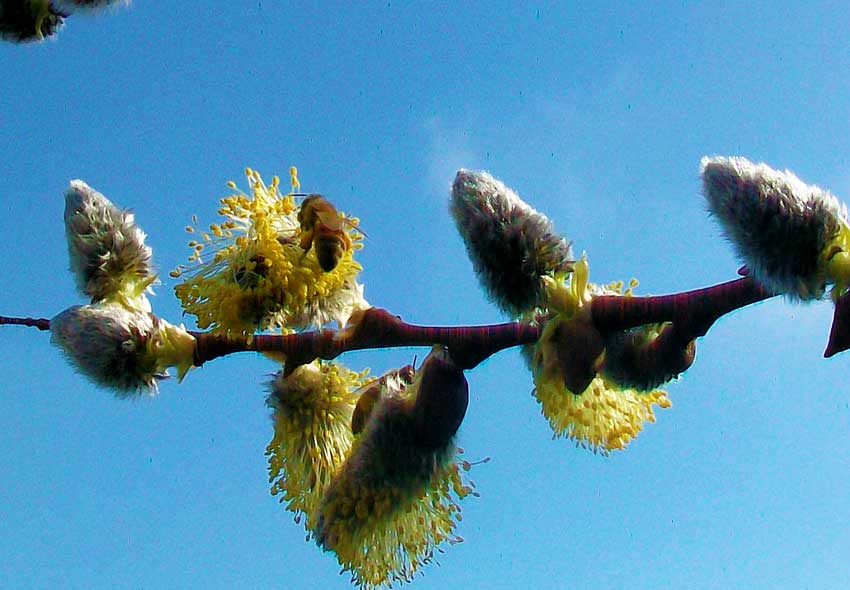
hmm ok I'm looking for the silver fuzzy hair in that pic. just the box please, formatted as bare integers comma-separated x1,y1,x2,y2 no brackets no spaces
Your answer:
64,180,154,303
50,304,166,397
702,156,848,300
451,169,573,316
0,1,64,42
282,278,368,331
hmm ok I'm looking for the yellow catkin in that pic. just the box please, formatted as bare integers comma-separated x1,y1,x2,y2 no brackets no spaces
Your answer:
533,255,670,453
266,362,368,530
172,167,366,335
316,391,476,589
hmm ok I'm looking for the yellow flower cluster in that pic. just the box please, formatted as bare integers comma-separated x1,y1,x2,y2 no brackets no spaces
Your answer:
541,254,638,319
266,362,475,589
172,168,366,335
533,371,670,453
531,255,671,453
319,459,472,589
266,362,367,529
316,393,474,589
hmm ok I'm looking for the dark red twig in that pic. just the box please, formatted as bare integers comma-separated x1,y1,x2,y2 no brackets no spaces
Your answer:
590,277,774,386
0,315,51,331
191,308,542,373
825,291,850,358
591,277,774,336
0,276,788,383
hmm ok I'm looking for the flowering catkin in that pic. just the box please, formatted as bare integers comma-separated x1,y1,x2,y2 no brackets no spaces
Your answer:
530,316,671,453
527,256,672,452
173,168,368,335
451,169,573,316
701,156,850,300
314,348,474,589
0,0,128,43
266,362,366,530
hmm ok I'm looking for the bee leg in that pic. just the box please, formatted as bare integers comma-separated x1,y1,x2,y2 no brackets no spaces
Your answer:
299,229,314,251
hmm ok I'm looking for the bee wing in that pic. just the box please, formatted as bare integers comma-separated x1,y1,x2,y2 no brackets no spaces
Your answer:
314,207,344,230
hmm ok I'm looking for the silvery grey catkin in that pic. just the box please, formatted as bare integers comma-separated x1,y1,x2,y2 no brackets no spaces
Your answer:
64,180,154,306
701,156,848,300
50,303,166,396
0,1,64,42
451,169,573,316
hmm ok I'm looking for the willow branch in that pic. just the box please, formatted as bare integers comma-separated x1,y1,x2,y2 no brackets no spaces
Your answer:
591,277,775,336
0,315,51,331
590,277,775,383
0,277,791,382
192,307,542,373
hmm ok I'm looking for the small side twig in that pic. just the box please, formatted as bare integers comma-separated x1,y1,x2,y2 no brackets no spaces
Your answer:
0,315,51,331
825,291,850,358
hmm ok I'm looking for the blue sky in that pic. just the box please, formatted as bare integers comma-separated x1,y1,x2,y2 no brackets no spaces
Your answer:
2,3,850,589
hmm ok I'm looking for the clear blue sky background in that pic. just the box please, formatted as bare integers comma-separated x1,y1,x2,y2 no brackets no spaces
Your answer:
2,3,850,589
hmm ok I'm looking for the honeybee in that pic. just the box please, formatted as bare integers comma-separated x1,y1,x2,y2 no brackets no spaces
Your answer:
351,364,416,435
296,194,361,272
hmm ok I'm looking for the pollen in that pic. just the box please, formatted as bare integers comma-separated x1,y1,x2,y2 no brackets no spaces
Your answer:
266,362,368,530
172,167,367,335
316,392,476,589
290,166,300,192
531,256,671,452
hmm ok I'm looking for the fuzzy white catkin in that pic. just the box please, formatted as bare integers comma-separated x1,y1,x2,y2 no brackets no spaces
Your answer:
0,0,127,43
450,169,573,315
64,180,155,307
701,156,848,300
50,303,165,396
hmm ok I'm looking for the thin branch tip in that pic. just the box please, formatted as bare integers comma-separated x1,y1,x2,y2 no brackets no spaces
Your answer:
0,315,51,331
